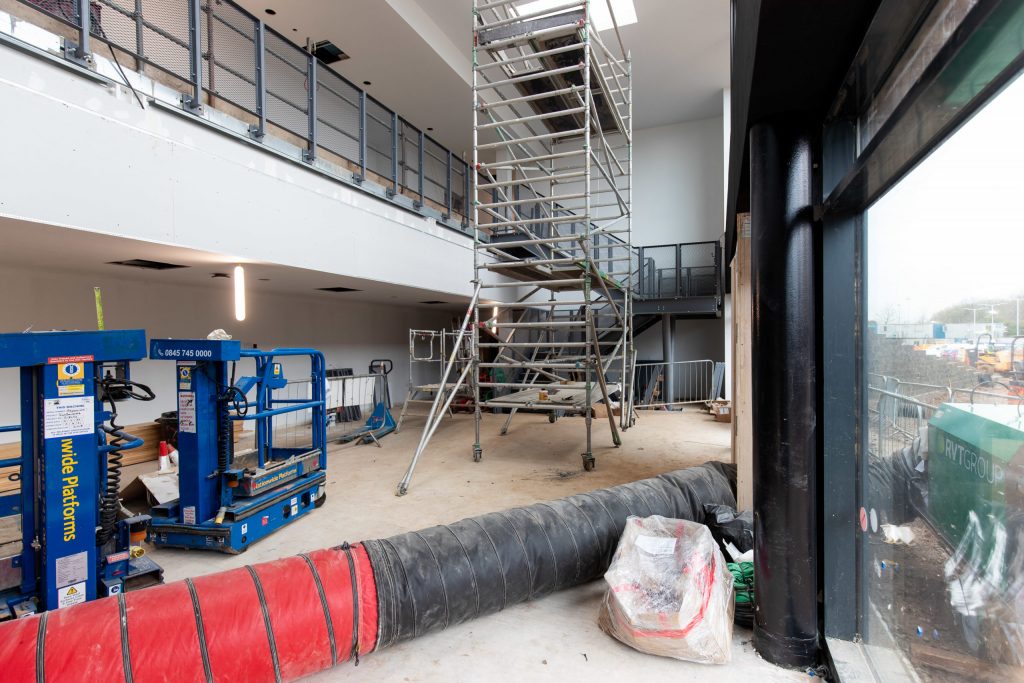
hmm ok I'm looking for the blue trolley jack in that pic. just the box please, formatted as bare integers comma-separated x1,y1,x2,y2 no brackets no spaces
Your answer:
148,339,328,554
338,359,396,446
0,330,163,619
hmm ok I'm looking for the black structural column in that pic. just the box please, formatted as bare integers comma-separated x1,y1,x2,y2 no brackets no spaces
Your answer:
749,117,819,668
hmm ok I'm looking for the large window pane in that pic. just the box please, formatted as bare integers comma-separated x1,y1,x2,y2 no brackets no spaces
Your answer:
864,71,1024,680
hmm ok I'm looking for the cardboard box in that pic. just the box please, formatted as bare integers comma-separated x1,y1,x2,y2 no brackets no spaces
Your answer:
710,402,732,423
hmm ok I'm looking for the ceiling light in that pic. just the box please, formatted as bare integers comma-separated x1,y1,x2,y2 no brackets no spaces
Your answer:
318,286,361,293
419,300,447,305
264,8,276,15
234,265,246,322
427,127,434,131
517,0,636,32
363,80,371,86
211,272,230,278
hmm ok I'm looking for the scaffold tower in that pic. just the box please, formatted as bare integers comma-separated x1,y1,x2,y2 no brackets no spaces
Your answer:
398,0,633,495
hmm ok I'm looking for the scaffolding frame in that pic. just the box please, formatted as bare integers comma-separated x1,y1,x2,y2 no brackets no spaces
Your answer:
397,0,633,495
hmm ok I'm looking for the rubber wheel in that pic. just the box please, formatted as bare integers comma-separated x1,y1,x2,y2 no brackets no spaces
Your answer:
314,493,327,508
548,414,557,424
582,456,596,472
473,447,483,463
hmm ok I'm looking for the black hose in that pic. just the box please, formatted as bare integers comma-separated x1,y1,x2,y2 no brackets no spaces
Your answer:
218,363,248,474
363,461,736,649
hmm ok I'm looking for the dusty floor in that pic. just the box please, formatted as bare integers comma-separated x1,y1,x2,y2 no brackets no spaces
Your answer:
141,408,805,683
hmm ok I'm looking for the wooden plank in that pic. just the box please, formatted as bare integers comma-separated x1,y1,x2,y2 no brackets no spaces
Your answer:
732,213,754,511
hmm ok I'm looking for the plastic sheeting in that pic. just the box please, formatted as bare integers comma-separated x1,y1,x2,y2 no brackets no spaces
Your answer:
599,516,735,663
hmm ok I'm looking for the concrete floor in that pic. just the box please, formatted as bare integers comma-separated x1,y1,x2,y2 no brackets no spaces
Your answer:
146,408,804,683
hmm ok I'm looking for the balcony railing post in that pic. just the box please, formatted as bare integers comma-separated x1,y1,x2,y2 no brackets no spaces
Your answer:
73,0,90,61
675,244,683,298
133,0,144,66
250,19,266,140
185,0,202,111
389,112,398,197
354,90,367,182
463,161,470,228
444,150,453,220
415,130,425,208
304,54,317,162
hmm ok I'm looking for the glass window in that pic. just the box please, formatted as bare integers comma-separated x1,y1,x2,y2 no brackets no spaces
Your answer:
863,71,1024,679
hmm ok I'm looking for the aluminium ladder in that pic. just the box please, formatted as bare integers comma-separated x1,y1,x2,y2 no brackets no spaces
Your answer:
397,0,634,495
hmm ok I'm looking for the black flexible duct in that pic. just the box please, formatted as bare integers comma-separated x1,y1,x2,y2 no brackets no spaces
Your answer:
364,461,736,649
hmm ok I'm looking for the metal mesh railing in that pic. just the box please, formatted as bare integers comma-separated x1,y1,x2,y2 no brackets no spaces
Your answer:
636,240,721,300
203,0,257,114
316,67,360,161
14,0,470,225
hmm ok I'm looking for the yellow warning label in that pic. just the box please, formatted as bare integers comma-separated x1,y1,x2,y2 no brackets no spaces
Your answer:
179,367,191,380
57,362,85,397
66,586,78,595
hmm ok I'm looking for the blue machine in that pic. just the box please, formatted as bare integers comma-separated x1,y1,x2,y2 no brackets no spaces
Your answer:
148,339,328,554
337,359,397,446
0,330,163,619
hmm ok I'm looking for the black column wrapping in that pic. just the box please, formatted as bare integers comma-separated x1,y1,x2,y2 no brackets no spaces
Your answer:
363,462,736,649
749,118,820,667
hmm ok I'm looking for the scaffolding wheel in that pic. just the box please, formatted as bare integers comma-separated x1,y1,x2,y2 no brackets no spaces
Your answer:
396,483,409,497
548,413,558,424
314,493,328,509
473,446,483,462
582,454,596,471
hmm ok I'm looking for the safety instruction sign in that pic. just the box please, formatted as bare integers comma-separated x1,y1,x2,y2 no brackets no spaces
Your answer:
57,582,87,609
178,391,197,433
44,397,94,439
55,550,88,588
57,361,86,397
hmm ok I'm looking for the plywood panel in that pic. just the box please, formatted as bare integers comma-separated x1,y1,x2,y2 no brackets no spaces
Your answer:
732,213,753,510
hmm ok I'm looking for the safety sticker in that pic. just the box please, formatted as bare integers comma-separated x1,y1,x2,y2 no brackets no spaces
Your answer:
44,397,94,439
291,505,299,516
55,550,88,588
241,523,248,535
179,391,197,434
178,365,193,391
47,355,94,365
57,361,86,397
57,582,87,609
183,506,196,525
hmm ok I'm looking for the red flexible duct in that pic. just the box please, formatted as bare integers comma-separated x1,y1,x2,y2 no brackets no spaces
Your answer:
0,544,377,683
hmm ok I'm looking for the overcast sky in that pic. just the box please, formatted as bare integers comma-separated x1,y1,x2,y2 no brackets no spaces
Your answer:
867,72,1024,323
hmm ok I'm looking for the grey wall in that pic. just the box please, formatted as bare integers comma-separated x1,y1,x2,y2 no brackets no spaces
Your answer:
0,265,453,442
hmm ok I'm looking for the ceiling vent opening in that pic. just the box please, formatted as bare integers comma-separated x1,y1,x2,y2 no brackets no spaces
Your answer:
312,40,349,64
108,259,188,270
419,300,447,305
318,286,361,293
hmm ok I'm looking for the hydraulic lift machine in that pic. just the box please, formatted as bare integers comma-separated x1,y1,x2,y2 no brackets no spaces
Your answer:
148,339,328,553
0,330,163,619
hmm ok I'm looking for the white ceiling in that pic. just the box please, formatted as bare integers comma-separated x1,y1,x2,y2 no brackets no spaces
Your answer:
233,0,729,153
0,219,467,310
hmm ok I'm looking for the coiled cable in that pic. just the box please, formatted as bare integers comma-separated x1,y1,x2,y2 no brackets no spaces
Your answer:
97,373,154,545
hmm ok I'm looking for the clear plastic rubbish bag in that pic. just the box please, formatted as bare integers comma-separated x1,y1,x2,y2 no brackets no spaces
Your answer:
598,515,735,664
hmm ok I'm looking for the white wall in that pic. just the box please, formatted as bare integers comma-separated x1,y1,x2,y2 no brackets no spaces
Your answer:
0,265,453,442
630,116,726,367
0,33,474,299
632,117,725,246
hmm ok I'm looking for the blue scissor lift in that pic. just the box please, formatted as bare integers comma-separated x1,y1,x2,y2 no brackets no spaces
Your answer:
0,330,162,619
148,339,328,554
